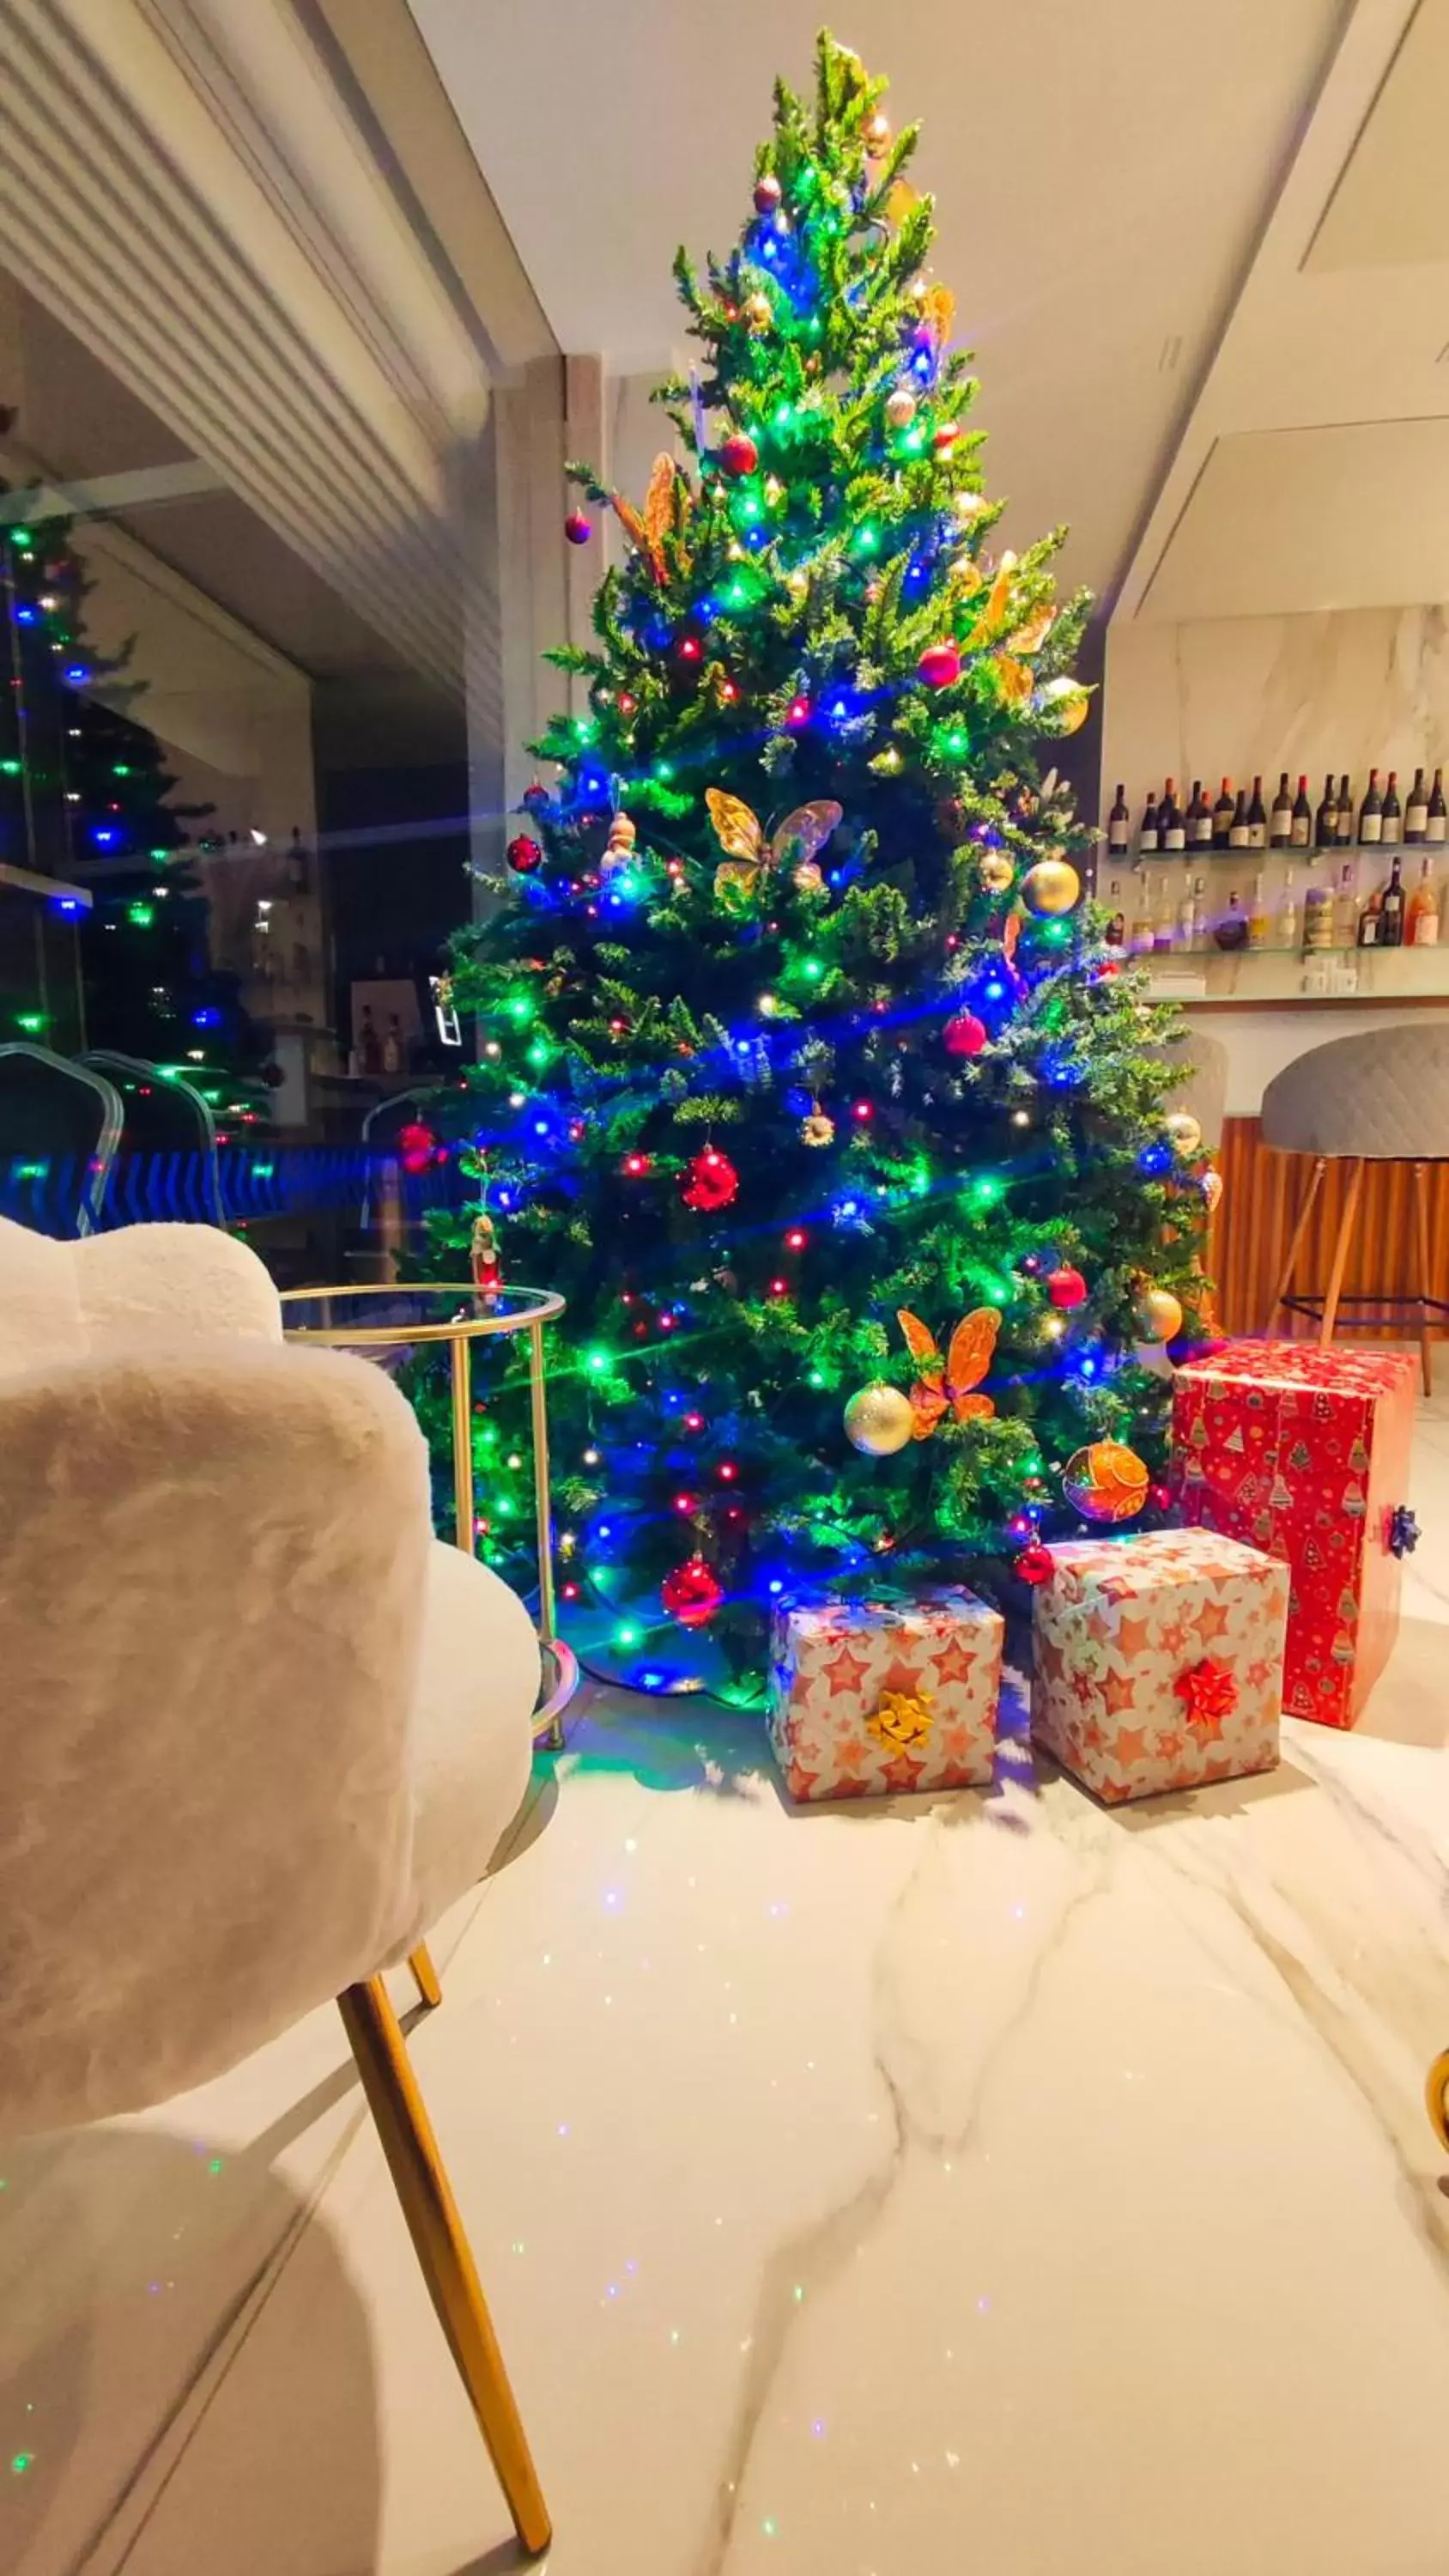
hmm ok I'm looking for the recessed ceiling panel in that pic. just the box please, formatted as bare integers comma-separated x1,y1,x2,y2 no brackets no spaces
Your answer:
1307,0,1449,272
1141,416,1449,620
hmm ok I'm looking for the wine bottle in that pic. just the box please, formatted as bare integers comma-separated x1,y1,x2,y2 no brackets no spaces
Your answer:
1278,867,1299,950
1153,875,1175,951
1215,890,1248,951
1314,774,1338,851
1270,771,1293,848
1212,777,1234,850
1303,871,1334,951
1178,872,1204,950
1428,767,1447,845
1336,775,1355,847
1334,860,1360,946
1379,853,1405,945
1104,879,1125,946
1228,787,1250,850
1358,769,1383,843
1161,777,1185,853
1405,767,1429,844
1106,783,1130,856
1186,779,1212,848
1357,879,1383,947
1246,775,1268,850
1407,856,1440,946
1247,873,1271,951
1129,874,1155,954
1138,788,1160,855
1290,774,1313,849
1381,769,1402,848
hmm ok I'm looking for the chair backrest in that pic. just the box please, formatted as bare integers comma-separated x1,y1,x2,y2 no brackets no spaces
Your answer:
0,1043,123,1236
0,1218,433,2137
80,1050,226,1227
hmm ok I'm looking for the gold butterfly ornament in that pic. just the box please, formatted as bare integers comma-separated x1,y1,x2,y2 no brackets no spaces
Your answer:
611,453,689,586
706,790,842,907
897,1307,999,1440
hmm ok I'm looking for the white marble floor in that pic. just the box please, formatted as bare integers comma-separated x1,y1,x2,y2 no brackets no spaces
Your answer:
9,1415,1449,2576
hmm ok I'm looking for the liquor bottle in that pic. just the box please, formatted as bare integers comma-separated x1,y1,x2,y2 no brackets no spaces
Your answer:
1278,867,1299,950
1404,767,1429,844
1314,774,1338,851
1103,879,1125,945
1270,771,1293,848
1129,875,1155,955
1106,783,1130,857
1357,879,1383,946
1381,770,1402,848
1336,775,1355,846
1407,857,1440,945
1153,875,1176,951
1246,775,1268,849
1138,788,1160,854
1178,873,1203,950
1379,853,1405,945
1358,769,1383,843
1303,870,1334,951
1215,890,1248,951
1247,873,1271,951
1428,767,1447,845
1185,779,1213,848
1290,774,1313,848
1212,777,1234,849
1334,860,1360,947
1228,787,1250,850
1161,778,1185,853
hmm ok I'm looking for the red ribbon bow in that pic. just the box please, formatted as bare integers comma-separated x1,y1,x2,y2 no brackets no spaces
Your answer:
1174,1656,1238,1728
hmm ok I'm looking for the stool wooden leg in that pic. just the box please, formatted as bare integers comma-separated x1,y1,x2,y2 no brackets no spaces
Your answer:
337,1978,551,2558
1264,1155,1325,1334
1412,1160,1434,1397
1320,1157,1363,1350
409,1943,443,2011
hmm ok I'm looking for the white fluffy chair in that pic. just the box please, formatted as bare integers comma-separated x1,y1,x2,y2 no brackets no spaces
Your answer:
0,1216,551,2556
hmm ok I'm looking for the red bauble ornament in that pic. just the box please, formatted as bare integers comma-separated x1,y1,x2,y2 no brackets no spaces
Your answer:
931,421,961,454
943,1011,988,1060
718,430,760,478
918,640,961,690
682,1146,739,1213
564,508,592,545
1013,1541,1054,1586
397,1120,440,1177
1046,1264,1088,1310
754,173,783,215
662,1554,724,1628
506,835,543,874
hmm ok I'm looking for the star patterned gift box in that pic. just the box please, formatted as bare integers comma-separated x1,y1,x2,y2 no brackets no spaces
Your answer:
1171,1340,1417,1728
767,1590,1003,1801
1031,1529,1288,1806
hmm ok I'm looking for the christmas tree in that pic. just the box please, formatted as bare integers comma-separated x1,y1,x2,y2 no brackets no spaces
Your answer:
433,29,1208,1695
1,507,270,1138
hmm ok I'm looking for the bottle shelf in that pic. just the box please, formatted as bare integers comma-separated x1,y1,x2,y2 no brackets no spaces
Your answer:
1103,845,1446,867
1139,942,1449,1009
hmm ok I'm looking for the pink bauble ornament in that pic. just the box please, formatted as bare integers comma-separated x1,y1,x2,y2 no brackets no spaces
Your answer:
943,1011,988,1060
564,509,591,545
918,640,961,690
754,173,782,215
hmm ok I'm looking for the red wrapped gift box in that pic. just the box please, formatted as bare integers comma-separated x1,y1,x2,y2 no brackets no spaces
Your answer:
1171,1340,1417,1728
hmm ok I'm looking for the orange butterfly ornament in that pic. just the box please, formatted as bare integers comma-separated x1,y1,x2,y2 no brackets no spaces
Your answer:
897,1307,1000,1440
706,789,841,906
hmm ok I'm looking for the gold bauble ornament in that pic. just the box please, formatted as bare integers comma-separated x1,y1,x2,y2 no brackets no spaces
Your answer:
1134,1286,1185,1344
1034,676,1091,736
977,850,1016,896
844,1382,915,1457
1164,1110,1203,1157
884,386,917,429
1063,1440,1150,1525
1020,856,1082,917
743,291,773,331
1200,1167,1225,1217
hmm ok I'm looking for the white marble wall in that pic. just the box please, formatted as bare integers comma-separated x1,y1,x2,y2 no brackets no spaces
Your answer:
1103,605,1449,810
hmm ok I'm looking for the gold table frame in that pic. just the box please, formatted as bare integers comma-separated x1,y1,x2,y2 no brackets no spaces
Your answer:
281,1284,577,1747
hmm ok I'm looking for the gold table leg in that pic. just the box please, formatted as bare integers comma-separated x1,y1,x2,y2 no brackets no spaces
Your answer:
338,1978,551,2558
1427,2047,1449,2154
527,1315,567,1751
409,1943,442,2011
450,1331,474,1555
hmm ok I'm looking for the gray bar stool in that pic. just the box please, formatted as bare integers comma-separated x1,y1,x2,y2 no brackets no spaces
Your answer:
1261,1022,1449,1392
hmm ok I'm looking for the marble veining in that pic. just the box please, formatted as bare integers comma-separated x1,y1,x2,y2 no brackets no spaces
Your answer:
8,1413,1449,2574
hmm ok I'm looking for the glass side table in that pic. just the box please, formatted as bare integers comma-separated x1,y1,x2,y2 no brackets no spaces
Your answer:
281,1284,577,1747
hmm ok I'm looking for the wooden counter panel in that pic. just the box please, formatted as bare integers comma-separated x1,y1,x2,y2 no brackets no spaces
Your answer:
1211,1120,1446,1340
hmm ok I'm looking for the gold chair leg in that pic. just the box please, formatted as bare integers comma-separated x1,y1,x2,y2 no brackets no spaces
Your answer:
1264,1154,1325,1334
409,1943,443,2011
1426,2047,1449,2154
1412,1159,1435,1397
337,1978,551,2558
1319,1157,1363,1349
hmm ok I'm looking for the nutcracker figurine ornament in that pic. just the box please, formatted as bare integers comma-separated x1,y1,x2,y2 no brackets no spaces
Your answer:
470,1206,503,1306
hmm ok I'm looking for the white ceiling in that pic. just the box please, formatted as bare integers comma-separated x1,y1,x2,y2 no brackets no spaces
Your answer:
406,0,1347,601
